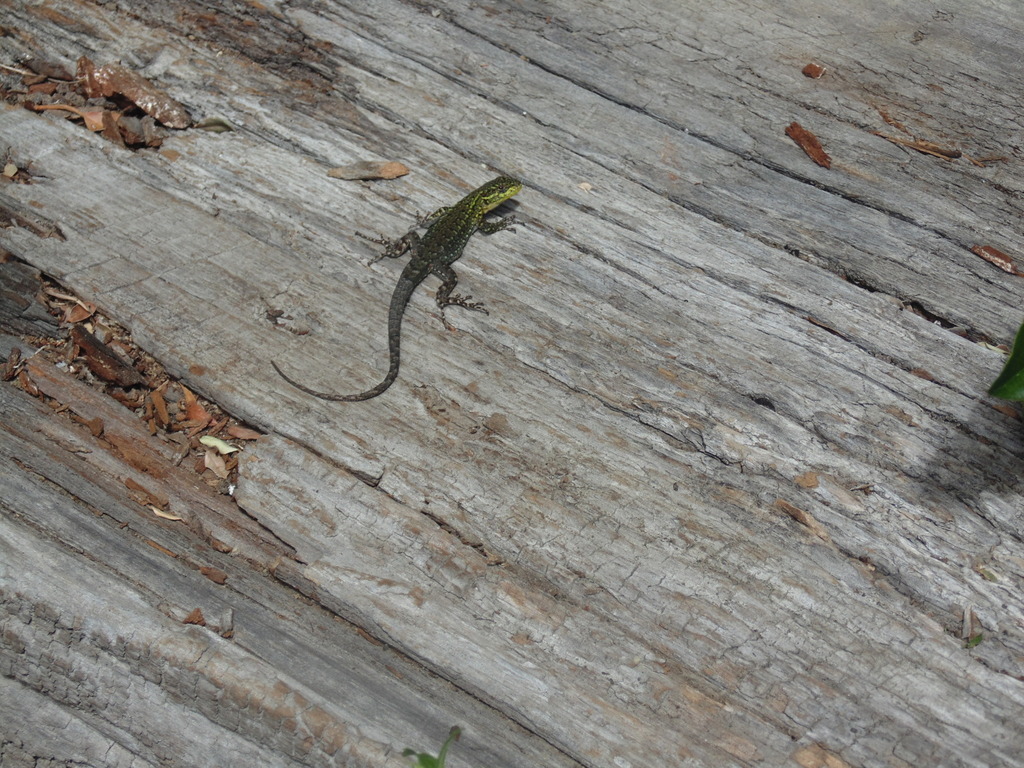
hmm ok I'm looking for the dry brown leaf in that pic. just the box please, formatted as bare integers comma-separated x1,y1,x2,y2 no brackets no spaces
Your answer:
20,57,74,81
971,245,1022,276
18,368,40,396
227,425,262,440
70,325,145,387
150,386,171,427
327,160,410,180
27,81,59,96
179,384,212,425
184,400,211,424
204,447,229,479
77,56,190,129
1,347,21,382
45,289,91,321
64,301,97,323
100,109,125,147
200,566,229,585
28,103,108,131
785,122,832,169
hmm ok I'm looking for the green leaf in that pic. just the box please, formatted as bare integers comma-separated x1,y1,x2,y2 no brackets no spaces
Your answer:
403,727,462,768
989,319,1024,400
404,754,439,768
436,727,461,766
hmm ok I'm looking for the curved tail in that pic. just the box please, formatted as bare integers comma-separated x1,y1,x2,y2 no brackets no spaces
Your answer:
272,298,405,402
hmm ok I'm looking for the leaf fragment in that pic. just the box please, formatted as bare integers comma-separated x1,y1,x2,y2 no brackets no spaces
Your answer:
17,368,40,395
199,435,240,454
151,506,183,521
77,56,191,129
971,245,1022,276
1,347,22,381
69,325,145,387
150,386,171,427
785,122,831,168
180,384,212,426
204,447,229,479
327,160,410,180
988,319,1024,401
28,103,109,132
200,566,229,584
227,425,262,440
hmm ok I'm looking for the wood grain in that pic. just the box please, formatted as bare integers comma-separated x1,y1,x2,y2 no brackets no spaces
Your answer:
2,1,1023,766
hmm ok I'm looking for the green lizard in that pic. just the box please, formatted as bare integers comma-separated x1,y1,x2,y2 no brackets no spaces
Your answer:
272,175,522,401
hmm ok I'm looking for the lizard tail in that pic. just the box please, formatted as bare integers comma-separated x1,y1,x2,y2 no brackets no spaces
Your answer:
271,298,404,402
270,359,398,401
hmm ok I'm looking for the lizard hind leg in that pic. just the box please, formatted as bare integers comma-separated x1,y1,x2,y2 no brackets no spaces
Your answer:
432,264,488,330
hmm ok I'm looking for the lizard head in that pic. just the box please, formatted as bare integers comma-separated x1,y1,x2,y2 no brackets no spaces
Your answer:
477,176,523,213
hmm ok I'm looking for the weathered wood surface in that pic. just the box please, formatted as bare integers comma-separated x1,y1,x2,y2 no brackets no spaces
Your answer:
2,1,1024,766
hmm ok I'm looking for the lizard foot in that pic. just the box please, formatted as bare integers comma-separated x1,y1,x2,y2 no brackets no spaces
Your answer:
442,293,488,314
479,215,518,235
356,230,414,263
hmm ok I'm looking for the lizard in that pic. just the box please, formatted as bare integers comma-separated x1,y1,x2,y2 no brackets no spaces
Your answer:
271,175,522,401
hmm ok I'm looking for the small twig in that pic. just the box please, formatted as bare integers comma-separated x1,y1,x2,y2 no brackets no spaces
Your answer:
0,63,33,76
873,131,961,160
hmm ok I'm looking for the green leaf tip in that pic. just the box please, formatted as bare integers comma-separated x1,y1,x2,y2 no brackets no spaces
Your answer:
989,319,1024,401
404,726,463,768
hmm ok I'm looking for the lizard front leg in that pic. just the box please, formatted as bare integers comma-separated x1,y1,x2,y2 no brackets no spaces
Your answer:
477,215,518,235
432,264,487,330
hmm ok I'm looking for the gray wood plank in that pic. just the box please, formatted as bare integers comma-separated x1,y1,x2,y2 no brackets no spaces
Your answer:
0,360,580,768
2,0,1023,766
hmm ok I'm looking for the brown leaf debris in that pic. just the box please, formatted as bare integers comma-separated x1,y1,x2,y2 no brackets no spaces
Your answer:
971,245,1023,276
785,122,832,169
69,325,146,387
328,161,411,180
77,57,191,129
